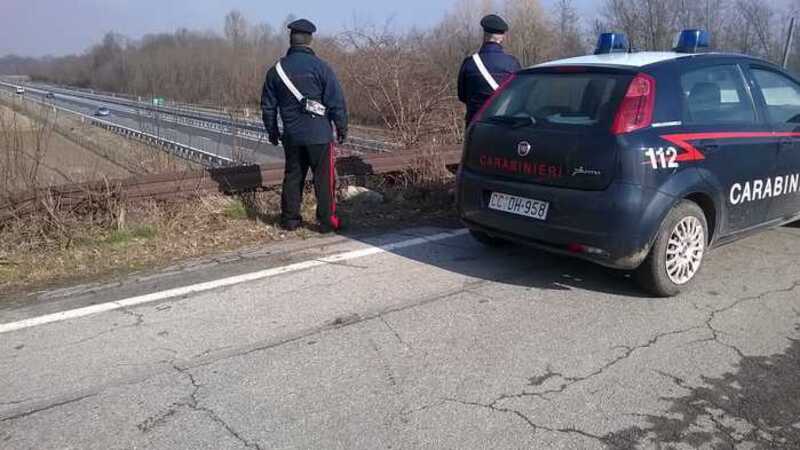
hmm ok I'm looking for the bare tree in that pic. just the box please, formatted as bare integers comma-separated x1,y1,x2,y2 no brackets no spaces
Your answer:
224,10,249,48
554,0,585,57
339,25,458,147
503,0,554,65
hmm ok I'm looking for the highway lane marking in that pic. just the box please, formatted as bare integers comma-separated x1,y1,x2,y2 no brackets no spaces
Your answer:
0,229,469,335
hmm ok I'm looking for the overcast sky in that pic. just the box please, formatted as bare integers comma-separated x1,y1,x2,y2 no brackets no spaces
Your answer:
0,0,597,57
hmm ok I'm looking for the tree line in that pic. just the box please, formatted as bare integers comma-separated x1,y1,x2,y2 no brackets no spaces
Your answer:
1,0,798,146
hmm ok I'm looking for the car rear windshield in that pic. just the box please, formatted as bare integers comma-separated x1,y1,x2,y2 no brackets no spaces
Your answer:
480,71,632,129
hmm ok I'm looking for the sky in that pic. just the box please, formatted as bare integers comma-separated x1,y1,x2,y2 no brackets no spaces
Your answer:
0,0,597,57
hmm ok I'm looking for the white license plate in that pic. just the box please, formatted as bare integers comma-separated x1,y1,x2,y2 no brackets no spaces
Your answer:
488,192,549,221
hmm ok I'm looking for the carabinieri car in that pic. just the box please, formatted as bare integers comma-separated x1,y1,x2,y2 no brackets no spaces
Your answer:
457,30,800,297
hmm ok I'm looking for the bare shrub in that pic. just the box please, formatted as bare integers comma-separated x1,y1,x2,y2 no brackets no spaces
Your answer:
404,145,455,188
335,25,457,148
0,96,57,198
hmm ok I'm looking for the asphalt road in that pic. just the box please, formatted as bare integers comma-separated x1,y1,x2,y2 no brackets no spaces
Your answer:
1,224,799,449
2,85,283,164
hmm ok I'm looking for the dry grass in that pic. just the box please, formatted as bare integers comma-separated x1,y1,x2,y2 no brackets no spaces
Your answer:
0,94,199,190
0,177,457,295
0,191,307,293
0,104,135,192
0,101,57,196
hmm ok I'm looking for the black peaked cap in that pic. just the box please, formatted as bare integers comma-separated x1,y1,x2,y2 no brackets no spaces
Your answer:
480,14,508,34
288,18,317,34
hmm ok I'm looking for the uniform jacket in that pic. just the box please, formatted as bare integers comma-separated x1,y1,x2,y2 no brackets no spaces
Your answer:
261,46,348,146
457,42,521,124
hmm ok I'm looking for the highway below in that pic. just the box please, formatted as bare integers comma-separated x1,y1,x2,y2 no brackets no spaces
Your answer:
1,83,285,165
1,223,799,449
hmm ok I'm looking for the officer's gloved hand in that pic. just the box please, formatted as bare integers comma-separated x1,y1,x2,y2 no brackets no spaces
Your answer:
269,134,281,146
336,129,347,145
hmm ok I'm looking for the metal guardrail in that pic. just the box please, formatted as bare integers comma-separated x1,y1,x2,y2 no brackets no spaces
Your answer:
0,86,234,168
92,118,233,167
21,82,401,153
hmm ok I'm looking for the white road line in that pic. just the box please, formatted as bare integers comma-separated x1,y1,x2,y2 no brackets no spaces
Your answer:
0,229,469,335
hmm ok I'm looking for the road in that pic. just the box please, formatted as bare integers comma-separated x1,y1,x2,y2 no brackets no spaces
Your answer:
0,83,283,165
1,224,799,449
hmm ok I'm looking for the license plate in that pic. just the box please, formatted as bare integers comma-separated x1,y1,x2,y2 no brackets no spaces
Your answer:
488,192,549,221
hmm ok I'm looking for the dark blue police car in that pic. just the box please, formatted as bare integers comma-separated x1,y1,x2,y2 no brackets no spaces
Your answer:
457,30,800,296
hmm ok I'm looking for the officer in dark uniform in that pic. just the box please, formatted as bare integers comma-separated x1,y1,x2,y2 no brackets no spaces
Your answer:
261,19,348,232
457,14,521,126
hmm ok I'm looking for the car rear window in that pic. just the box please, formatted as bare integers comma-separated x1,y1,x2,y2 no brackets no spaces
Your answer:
479,72,632,129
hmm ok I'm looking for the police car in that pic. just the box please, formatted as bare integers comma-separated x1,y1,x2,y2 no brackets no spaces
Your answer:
457,30,800,297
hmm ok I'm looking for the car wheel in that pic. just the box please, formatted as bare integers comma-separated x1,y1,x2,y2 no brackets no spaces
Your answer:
635,200,708,297
469,229,508,247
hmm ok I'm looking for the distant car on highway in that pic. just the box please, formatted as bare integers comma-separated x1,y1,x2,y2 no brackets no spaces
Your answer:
15,86,25,95
45,92,55,99
94,107,111,117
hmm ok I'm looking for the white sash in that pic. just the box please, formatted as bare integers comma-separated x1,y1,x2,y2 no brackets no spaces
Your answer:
275,61,304,102
472,53,499,91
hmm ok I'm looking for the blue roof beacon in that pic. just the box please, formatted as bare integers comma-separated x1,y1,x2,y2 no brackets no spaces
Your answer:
673,29,711,53
594,32,629,55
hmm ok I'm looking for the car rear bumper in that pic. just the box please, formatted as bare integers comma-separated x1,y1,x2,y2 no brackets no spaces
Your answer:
457,168,674,270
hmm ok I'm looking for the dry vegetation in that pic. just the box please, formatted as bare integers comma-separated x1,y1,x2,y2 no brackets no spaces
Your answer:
0,93,198,200
2,95,198,179
0,102,135,192
0,160,455,295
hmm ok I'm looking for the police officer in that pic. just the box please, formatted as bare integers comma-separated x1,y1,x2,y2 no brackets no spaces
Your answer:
261,19,348,232
457,14,521,126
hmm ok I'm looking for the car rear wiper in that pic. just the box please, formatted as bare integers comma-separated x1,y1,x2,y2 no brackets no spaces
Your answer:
486,115,536,129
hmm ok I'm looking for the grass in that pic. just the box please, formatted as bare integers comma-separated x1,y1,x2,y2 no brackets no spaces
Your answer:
0,164,457,296
107,225,158,246
223,199,249,220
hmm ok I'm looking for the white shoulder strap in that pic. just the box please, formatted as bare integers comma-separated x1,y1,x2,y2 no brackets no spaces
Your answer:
275,61,304,102
472,53,499,91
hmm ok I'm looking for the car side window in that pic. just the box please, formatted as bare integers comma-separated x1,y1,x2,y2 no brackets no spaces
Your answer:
750,68,800,124
680,65,756,125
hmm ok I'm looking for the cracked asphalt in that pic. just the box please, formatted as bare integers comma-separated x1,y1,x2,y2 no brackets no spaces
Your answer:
1,224,799,449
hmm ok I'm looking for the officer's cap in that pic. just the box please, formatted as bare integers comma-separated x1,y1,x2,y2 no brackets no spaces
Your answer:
480,14,509,34
288,19,317,35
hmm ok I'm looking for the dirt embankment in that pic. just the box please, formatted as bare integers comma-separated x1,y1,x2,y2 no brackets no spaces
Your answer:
0,95,200,195
1,104,133,191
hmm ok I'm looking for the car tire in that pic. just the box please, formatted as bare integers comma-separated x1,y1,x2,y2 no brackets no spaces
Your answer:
635,200,708,297
469,229,508,247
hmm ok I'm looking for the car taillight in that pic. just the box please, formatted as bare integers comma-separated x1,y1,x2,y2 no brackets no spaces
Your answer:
470,74,517,126
611,73,655,135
